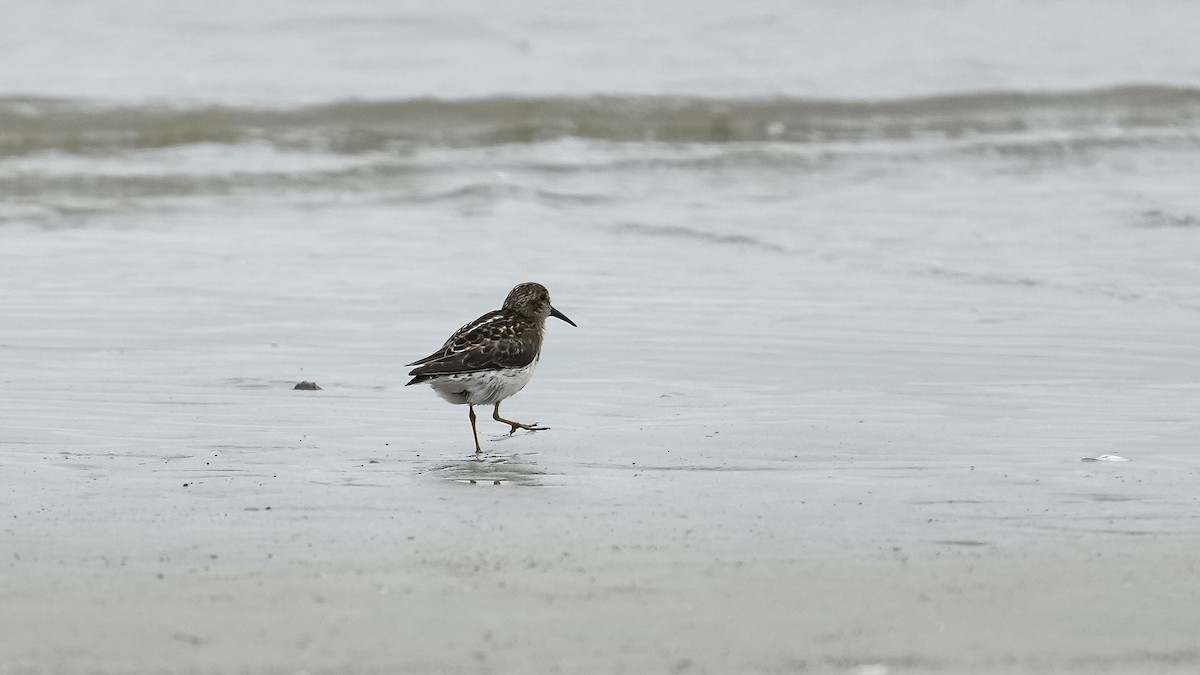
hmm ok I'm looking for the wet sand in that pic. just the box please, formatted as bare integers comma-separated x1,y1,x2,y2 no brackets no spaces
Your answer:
2,187,1200,673
3,436,1198,674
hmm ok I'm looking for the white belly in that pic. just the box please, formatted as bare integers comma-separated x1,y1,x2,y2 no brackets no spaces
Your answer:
425,359,538,406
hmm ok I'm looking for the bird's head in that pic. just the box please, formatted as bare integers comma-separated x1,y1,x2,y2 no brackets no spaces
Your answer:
503,282,577,327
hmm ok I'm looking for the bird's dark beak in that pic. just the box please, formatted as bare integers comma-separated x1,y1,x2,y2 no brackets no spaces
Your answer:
550,306,577,327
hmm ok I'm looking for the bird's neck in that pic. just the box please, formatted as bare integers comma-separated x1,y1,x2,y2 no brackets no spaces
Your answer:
509,311,546,335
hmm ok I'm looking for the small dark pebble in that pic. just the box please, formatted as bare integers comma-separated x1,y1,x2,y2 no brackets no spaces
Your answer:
294,381,322,391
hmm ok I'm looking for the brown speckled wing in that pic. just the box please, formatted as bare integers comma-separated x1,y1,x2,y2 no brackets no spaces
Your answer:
405,311,539,384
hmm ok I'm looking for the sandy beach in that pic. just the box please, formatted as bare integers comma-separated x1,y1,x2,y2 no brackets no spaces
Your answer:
2,193,1199,673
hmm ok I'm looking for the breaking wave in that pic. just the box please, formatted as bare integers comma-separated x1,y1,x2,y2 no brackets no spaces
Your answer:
2,84,1199,156
4,85,1200,225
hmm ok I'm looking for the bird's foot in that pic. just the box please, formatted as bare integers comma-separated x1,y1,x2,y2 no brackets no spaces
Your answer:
507,422,547,434
493,412,547,434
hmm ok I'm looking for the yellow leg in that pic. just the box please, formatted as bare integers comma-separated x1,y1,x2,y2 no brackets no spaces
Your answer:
492,402,547,434
469,405,482,454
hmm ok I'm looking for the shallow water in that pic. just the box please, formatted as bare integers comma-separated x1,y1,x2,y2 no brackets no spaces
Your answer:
2,1,1200,673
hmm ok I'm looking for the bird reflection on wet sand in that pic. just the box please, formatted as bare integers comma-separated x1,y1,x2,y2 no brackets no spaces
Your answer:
420,453,547,487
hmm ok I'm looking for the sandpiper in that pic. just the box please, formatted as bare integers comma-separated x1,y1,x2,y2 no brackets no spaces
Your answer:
406,282,576,454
